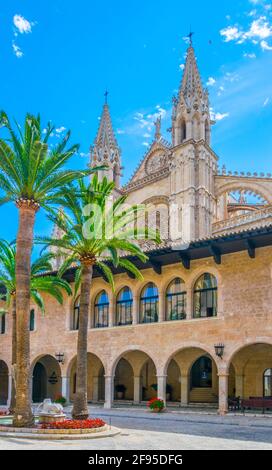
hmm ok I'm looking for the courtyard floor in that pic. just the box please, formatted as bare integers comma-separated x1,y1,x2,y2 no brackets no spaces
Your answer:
1,406,272,450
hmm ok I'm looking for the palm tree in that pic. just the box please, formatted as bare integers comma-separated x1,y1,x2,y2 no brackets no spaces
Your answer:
39,175,159,419
0,239,72,413
0,112,102,427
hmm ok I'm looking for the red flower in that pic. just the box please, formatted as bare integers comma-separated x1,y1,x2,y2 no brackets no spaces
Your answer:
40,418,106,430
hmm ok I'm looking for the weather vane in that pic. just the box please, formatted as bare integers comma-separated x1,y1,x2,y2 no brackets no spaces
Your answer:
104,90,109,104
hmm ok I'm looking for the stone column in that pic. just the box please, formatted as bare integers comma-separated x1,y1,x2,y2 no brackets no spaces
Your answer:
133,376,141,404
92,376,99,402
132,295,139,325
7,374,12,407
235,374,244,398
108,293,115,327
180,374,189,406
218,373,229,416
158,289,165,323
157,375,167,403
61,376,69,401
104,375,114,409
186,289,193,320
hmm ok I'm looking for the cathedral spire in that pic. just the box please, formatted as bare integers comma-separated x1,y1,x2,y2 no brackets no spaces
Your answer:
180,44,204,101
91,95,122,187
172,42,211,146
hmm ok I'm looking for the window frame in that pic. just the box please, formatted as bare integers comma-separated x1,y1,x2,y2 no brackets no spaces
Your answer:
193,274,218,319
116,287,133,326
140,283,159,324
94,291,109,329
166,278,187,321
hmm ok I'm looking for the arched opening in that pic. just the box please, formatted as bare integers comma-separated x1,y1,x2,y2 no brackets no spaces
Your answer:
166,278,186,321
32,355,62,403
229,343,272,400
193,273,217,318
114,358,134,400
0,314,6,335
140,283,159,324
29,309,35,332
166,347,218,406
180,119,186,143
94,290,109,328
0,360,9,405
113,350,157,404
71,297,80,331
116,287,133,326
69,353,105,403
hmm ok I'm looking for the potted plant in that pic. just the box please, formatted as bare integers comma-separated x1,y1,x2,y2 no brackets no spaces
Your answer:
115,384,126,400
54,395,67,407
148,398,165,413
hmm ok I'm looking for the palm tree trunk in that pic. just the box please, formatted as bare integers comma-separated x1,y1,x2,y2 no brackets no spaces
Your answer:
72,263,93,420
9,295,16,414
13,204,37,427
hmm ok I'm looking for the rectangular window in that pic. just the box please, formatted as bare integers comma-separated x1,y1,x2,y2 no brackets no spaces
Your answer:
0,314,6,334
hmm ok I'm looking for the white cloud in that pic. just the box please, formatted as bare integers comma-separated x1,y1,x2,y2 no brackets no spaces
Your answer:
143,133,151,138
12,42,23,58
179,63,185,71
220,26,242,42
210,108,230,121
142,142,149,147
55,126,66,134
263,97,270,106
207,77,216,86
243,52,257,58
13,14,33,34
80,152,89,157
261,39,272,50
117,129,125,135
220,16,272,49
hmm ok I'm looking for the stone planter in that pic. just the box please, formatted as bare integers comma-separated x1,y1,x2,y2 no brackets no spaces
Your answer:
39,414,66,425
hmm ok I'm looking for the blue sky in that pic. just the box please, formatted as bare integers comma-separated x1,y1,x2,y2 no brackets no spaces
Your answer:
0,0,272,244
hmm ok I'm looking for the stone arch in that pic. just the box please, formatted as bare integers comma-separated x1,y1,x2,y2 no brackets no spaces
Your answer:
112,349,158,403
31,354,62,403
215,180,272,205
0,360,9,405
227,342,272,400
68,352,105,403
164,346,219,405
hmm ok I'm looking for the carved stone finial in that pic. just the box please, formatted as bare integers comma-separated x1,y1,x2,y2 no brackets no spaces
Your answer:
154,116,162,141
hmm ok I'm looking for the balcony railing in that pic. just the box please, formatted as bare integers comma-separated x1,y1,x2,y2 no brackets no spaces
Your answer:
212,206,272,235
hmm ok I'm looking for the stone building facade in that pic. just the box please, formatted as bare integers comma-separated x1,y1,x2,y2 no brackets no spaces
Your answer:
0,42,272,414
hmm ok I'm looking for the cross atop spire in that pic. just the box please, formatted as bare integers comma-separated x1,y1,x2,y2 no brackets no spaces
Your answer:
187,28,194,46
104,89,109,104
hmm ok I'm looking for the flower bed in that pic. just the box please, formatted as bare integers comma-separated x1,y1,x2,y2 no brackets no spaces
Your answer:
40,418,106,430
147,398,165,412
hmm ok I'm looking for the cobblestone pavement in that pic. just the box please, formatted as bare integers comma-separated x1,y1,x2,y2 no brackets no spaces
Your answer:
1,407,272,450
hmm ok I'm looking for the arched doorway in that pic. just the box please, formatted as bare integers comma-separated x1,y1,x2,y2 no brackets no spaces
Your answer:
0,360,8,405
114,358,134,401
190,356,218,403
113,351,157,404
166,347,218,406
69,353,105,403
32,355,62,403
229,343,272,399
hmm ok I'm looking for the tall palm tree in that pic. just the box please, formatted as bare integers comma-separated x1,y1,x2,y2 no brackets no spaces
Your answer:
39,175,159,419
0,240,72,413
0,112,102,427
